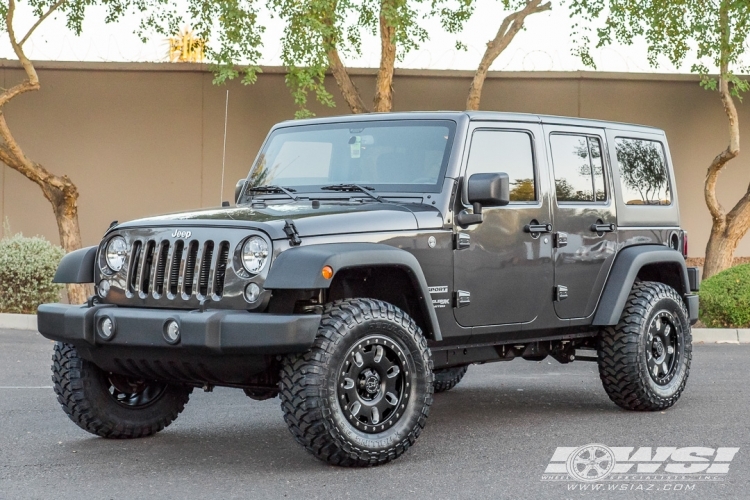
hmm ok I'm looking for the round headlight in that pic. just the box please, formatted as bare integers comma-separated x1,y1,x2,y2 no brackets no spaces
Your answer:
105,236,127,272
241,236,269,275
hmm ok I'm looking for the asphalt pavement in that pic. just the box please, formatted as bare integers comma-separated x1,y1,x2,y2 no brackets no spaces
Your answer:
1,328,749,500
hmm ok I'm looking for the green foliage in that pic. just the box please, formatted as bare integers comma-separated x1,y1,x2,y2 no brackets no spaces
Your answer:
137,0,264,85
699,263,750,328
569,0,750,94
0,234,64,314
271,0,532,116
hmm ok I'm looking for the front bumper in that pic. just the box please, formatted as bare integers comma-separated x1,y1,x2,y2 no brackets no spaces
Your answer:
37,303,322,386
38,303,321,354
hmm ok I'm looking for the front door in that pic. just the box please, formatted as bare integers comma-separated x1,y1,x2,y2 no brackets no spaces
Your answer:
544,126,617,319
453,123,554,327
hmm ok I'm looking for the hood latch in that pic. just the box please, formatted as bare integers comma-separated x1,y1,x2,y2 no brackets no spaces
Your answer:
283,219,302,246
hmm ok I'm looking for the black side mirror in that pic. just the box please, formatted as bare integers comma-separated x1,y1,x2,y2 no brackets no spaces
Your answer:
235,179,247,204
467,172,510,207
457,173,510,226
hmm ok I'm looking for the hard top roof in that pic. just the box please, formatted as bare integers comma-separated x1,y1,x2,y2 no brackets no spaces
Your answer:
276,111,662,134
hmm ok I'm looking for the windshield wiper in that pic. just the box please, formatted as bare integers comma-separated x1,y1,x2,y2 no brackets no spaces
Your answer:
246,185,299,201
320,184,383,202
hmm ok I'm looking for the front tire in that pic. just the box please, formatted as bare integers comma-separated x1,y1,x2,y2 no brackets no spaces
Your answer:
52,342,192,438
597,282,692,411
280,299,433,466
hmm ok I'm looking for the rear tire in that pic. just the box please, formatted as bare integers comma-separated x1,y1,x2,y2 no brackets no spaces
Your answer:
52,342,192,438
280,298,433,466
433,366,468,393
597,282,692,411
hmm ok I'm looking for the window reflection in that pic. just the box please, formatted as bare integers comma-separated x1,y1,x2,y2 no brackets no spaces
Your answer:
615,138,671,205
550,134,606,203
466,130,536,202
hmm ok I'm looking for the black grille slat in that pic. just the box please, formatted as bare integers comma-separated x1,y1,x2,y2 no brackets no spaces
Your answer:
184,241,198,296
140,241,156,294
128,241,142,294
169,241,184,296
198,241,214,297
214,242,230,297
154,242,169,296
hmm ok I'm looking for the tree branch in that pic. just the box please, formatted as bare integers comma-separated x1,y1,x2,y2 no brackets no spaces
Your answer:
466,0,551,111
327,47,369,114
1,0,41,109
19,0,67,47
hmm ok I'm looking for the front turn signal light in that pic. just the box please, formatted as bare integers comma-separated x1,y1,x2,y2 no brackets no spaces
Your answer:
322,265,334,280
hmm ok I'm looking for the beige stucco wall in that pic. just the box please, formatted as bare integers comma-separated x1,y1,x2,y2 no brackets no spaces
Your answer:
0,61,748,257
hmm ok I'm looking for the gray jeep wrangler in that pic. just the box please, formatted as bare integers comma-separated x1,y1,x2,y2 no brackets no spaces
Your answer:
38,112,699,466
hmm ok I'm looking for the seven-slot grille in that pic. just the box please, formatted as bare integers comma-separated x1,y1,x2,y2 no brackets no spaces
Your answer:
127,238,230,300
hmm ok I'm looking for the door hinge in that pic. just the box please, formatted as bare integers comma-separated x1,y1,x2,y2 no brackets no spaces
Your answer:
455,232,471,250
555,285,569,302
455,290,471,308
555,232,568,248
283,219,302,246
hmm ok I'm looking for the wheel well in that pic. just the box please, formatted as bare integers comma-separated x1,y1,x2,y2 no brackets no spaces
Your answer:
327,266,431,338
637,262,686,295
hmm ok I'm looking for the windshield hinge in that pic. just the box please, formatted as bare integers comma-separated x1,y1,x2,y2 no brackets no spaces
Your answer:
283,219,302,247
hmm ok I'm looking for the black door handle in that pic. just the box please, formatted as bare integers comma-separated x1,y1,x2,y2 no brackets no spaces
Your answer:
524,222,552,235
590,222,616,233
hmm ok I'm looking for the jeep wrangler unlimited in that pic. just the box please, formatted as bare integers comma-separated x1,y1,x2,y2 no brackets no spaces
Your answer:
38,112,699,466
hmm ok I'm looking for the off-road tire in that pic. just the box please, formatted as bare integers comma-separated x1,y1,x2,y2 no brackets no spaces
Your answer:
597,281,692,411
280,298,433,467
52,342,192,438
433,366,469,393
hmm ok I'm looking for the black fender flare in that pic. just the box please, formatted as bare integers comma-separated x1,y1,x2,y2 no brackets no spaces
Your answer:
593,245,691,326
264,243,442,341
53,246,97,284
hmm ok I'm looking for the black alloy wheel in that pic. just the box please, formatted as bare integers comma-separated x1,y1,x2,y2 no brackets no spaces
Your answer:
645,311,682,386
338,335,407,433
107,373,168,408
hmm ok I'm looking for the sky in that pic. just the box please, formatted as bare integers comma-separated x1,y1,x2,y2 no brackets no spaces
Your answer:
0,1,708,74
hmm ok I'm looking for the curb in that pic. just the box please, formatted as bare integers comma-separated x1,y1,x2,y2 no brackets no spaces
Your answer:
0,313,37,331
0,314,749,343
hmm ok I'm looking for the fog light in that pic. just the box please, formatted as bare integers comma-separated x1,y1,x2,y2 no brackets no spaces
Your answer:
97,280,110,298
164,319,180,344
98,317,114,340
245,283,261,303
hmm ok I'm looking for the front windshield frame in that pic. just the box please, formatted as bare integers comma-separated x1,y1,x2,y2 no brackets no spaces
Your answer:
241,119,457,201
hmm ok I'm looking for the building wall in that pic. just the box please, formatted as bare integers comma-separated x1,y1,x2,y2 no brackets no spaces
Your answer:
0,62,748,256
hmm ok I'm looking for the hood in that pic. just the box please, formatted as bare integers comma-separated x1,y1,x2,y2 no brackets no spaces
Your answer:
115,200,444,240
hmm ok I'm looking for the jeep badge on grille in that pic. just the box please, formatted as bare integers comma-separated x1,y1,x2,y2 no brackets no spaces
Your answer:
171,230,191,238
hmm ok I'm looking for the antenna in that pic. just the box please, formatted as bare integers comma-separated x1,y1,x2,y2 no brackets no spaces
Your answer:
220,89,229,205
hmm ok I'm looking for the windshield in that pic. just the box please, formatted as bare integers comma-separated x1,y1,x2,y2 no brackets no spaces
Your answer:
244,120,456,197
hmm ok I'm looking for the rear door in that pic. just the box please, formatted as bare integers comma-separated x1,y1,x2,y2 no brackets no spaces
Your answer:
544,125,617,319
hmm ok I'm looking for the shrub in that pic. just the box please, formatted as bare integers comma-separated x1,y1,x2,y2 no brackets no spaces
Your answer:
0,234,65,314
699,263,750,328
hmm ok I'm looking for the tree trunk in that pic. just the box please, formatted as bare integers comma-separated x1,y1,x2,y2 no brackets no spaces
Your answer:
702,3,745,279
373,1,396,112
327,48,369,114
466,0,550,111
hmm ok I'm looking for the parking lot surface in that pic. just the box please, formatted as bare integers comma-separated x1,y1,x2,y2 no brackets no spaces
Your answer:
1,329,748,499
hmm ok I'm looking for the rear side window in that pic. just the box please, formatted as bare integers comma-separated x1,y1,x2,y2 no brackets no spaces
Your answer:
615,138,671,205
550,134,606,203
466,130,536,202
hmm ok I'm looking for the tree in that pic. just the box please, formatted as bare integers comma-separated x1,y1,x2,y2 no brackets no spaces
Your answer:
0,1,264,304
569,0,750,278
271,0,550,117
466,0,550,110
0,0,97,304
